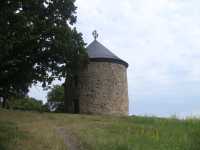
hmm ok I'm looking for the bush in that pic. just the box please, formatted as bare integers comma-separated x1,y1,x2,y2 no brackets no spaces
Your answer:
41,103,50,112
10,97,43,112
47,85,65,112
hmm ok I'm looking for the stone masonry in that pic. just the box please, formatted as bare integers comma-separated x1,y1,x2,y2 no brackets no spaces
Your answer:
79,61,129,115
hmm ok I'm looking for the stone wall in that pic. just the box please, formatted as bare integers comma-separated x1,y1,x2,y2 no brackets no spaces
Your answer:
78,61,128,115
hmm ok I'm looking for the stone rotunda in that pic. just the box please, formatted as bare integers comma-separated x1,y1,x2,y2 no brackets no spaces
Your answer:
78,31,129,115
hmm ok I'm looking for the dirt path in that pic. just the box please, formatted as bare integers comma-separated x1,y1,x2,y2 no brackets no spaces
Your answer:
56,127,81,150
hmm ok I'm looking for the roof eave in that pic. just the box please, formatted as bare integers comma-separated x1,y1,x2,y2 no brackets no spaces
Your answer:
89,57,129,68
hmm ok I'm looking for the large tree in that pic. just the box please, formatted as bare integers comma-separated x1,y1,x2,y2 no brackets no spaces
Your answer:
0,0,88,109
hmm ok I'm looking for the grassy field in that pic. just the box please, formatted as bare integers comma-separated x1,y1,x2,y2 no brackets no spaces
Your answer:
0,109,200,150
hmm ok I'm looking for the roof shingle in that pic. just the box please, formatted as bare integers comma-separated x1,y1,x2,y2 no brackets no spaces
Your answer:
87,40,128,68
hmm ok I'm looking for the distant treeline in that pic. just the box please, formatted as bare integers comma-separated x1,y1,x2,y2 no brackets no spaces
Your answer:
0,85,65,113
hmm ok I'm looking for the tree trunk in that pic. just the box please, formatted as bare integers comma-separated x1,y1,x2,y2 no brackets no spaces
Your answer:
64,78,74,113
64,75,80,114
73,75,80,114
73,99,79,114
2,98,6,108
2,97,9,109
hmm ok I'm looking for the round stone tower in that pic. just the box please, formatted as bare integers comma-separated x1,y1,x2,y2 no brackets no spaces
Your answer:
79,31,129,115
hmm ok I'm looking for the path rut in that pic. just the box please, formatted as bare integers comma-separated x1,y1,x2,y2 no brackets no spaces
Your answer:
56,127,81,150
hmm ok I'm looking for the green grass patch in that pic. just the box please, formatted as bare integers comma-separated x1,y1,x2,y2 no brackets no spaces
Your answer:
0,109,200,150
0,121,25,150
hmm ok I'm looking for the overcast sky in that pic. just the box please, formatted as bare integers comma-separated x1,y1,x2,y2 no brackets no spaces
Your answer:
29,0,200,118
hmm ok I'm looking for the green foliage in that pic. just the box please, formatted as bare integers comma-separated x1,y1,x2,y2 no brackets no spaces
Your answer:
47,85,65,112
47,85,64,103
54,103,65,113
10,97,43,111
0,0,88,103
41,103,50,112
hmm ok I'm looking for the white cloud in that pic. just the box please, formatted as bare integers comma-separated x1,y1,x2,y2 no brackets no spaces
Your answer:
74,0,200,116
29,0,200,117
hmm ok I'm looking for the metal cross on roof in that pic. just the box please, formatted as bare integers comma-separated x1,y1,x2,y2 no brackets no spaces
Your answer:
92,30,99,40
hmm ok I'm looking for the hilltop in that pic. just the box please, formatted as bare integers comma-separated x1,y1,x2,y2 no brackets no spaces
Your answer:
0,109,200,150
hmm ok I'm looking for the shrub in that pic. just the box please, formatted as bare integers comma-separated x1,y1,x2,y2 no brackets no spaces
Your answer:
47,85,65,112
10,97,43,111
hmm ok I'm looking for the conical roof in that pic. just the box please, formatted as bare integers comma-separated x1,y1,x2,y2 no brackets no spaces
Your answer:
87,40,128,68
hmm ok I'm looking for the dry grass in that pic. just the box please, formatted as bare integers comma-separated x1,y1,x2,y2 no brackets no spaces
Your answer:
0,109,200,150
0,110,67,150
